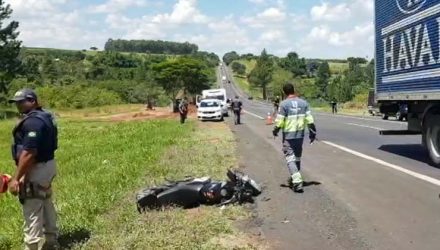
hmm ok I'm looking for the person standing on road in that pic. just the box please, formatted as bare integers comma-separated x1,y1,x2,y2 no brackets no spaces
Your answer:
231,96,243,125
273,96,280,116
331,100,338,114
8,89,60,250
272,83,317,193
179,97,189,124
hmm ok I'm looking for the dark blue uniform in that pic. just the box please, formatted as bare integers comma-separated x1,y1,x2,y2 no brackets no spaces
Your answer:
12,109,58,164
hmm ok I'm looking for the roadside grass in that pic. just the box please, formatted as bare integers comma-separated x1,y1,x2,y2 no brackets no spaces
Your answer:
0,114,259,249
313,106,367,116
234,76,263,100
78,122,261,249
236,59,257,75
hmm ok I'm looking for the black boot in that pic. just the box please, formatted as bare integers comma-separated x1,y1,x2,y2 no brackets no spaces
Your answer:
293,182,304,193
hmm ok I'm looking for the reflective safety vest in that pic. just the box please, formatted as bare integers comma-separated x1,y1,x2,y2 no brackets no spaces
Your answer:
275,96,314,140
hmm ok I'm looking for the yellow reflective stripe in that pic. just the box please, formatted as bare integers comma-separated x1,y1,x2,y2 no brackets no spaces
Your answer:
305,114,314,124
275,114,286,128
291,172,303,184
284,118,306,132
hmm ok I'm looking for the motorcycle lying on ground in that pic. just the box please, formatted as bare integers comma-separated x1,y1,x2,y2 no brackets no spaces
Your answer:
136,169,261,212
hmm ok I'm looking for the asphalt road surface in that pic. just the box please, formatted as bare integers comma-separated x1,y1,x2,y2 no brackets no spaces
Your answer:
217,65,440,250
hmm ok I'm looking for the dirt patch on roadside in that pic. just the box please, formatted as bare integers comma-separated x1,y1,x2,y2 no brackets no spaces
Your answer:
209,233,269,250
91,104,199,122
77,107,177,122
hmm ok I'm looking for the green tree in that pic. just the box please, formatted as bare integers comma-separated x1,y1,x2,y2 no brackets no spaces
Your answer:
279,52,307,77
222,51,239,66
152,57,210,100
347,57,367,71
231,61,246,75
41,58,59,84
315,62,330,99
249,49,273,100
269,67,293,98
365,59,375,87
0,0,21,101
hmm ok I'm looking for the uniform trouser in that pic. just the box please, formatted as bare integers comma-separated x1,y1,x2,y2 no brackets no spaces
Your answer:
22,160,58,250
282,138,304,184
233,110,241,124
180,112,187,124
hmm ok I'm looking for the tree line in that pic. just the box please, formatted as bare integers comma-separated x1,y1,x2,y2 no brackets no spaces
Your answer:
228,49,374,105
104,39,199,55
0,1,219,109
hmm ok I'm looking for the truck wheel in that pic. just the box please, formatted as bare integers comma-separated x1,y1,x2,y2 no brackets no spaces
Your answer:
382,114,389,120
425,115,440,166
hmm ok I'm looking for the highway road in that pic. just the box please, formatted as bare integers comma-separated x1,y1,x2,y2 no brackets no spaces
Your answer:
217,65,440,250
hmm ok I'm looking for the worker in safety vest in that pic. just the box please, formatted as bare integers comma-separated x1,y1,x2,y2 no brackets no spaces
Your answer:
272,83,317,193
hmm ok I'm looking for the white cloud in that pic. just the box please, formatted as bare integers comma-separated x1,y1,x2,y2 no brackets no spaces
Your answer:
259,30,285,42
311,2,351,22
248,0,265,3
306,23,373,46
89,0,147,14
242,7,286,28
152,0,208,24
7,0,375,58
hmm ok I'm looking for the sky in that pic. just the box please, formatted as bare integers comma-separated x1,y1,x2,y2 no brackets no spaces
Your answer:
7,0,374,59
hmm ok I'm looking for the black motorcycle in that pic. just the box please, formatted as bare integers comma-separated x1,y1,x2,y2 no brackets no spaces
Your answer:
136,169,261,212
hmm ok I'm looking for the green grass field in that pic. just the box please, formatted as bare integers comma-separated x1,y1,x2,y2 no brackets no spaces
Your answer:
0,112,257,249
328,62,349,75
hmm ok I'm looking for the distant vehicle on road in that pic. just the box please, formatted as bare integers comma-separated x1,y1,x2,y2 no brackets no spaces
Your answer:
376,0,440,165
197,88,229,117
197,99,224,121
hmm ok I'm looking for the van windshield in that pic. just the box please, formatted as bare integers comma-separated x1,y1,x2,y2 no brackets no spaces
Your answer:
206,95,225,101
201,101,220,107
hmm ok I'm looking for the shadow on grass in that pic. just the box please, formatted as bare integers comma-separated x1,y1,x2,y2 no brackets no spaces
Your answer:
58,228,91,249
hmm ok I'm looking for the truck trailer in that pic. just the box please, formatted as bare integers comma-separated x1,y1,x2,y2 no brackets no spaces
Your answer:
376,0,440,165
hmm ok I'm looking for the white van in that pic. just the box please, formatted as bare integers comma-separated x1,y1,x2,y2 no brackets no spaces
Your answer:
197,88,228,117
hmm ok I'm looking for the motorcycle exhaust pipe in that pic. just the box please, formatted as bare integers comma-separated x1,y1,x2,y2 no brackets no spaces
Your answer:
0,174,11,194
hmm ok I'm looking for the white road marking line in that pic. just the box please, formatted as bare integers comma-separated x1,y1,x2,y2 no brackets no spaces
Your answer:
243,110,265,120
316,112,403,124
321,140,440,187
346,123,384,131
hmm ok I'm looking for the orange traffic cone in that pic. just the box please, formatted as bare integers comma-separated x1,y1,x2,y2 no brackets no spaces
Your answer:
0,174,11,194
266,112,273,125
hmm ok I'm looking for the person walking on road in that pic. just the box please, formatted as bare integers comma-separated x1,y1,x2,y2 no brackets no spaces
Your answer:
231,96,243,125
179,97,189,124
272,83,317,193
8,89,60,250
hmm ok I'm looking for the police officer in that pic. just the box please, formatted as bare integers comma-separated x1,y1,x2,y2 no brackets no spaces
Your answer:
8,89,59,250
231,96,243,125
272,83,317,193
179,97,189,124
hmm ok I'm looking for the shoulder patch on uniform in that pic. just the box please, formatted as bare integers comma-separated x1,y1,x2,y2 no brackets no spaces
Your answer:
27,131,37,137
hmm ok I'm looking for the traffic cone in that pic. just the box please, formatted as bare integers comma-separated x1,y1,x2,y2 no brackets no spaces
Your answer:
0,174,11,194
266,112,273,125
